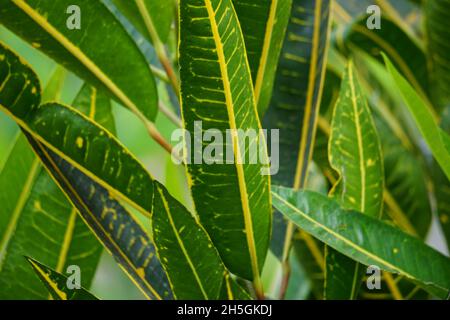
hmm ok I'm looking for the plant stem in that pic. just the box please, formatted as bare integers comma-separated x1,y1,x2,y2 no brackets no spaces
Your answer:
151,65,169,83
135,0,180,97
159,101,182,127
253,277,265,300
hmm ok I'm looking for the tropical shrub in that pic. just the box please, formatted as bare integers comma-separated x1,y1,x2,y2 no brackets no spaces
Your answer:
0,0,449,300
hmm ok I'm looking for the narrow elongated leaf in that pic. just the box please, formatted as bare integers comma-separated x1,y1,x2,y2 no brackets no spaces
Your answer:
337,16,430,101
0,43,155,217
0,0,158,120
272,186,450,299
232,0,292,115
26,257,98,300
179,0,271,281
28,138,173,299
111,0,175,44
425,0,450,110
263,0,331,260
151,181,225,299
325,62,384,299
384,55,450,181
0,69,101,299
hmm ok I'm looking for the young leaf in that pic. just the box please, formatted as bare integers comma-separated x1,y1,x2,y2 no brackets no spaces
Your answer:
325,61,384,299
262,0,331,260
179,0,271,282
232,0,293,115
151,181,225,300
272,186,450,299
383,55,450,181
0,0,158,121
111,0,175,44
26,257,98,300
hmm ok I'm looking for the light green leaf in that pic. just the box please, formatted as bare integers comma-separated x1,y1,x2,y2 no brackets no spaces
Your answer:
111,0,175,44
0,0,158,121
179,0,271,282
232,0,292,115
151,181,226,300
383,54,450,181
272,186,450,299
26,256,98,300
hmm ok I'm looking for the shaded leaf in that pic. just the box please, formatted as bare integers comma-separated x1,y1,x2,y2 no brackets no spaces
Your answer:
232,0,292,115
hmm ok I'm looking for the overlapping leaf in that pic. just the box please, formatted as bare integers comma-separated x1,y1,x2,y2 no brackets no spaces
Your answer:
0,0,158,120
425,0,450,111
325,62,384,299
272,186,450,299
26,257,98,300
232,0,292,115
179,0,271,281
0,69,101,299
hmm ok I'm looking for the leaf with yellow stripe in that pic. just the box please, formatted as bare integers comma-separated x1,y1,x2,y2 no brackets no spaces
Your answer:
232,0,293,115
325,61,384,299
0,69,101,299
151,181,226,299
0,0,158,121
0,42,155,219
26,256,98,300
179,0,271,285
272,186,450,300
262,0,331,260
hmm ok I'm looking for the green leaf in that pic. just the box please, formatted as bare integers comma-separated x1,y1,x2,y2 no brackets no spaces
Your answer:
337,16,430,102
179,0,271,281
26,256,98,300
232,0,292,115
383,54,450,181
0,0,158,121
151,181,226,299
425,0,450,110
325,61,384,299
272,186,450,299
27,138,173,299
0,68,101,299
263,0,331,260
219,274,252,300
0,43,155,218
111,0,175,44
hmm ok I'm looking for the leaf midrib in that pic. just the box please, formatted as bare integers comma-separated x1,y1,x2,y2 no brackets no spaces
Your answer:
204,0,260,280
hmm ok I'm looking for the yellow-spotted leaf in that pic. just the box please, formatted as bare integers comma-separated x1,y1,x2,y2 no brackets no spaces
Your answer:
0,43,155,217
232,0,293,115
179,0,271,283
111,0,175,44
0,0,158,121
272,186,450,300
26,257,98,300
151,181,226,300
325,62,384,299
